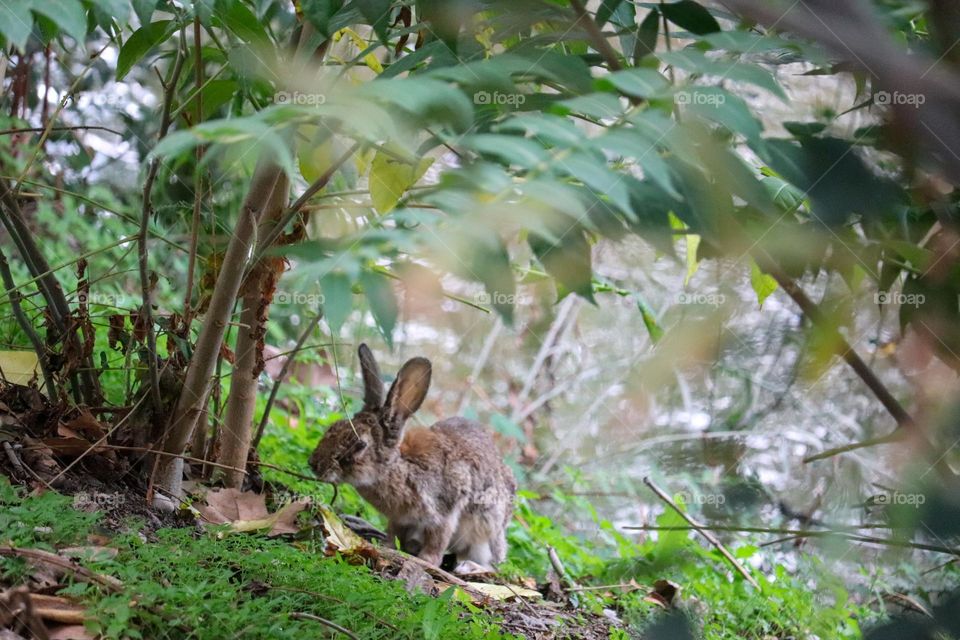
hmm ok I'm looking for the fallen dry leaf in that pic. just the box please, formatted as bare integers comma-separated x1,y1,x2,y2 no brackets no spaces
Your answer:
318,506,369,554
59,547,118,562
438,582,543,603
195,488,310,537
60,409,106,440
48,625,96,640
29,594,86,624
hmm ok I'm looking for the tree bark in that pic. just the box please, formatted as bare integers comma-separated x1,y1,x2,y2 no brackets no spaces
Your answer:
152,161,282,498
215,174,288,487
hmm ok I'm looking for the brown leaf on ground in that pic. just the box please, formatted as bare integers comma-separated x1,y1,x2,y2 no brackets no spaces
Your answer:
48,625,96,640
59,547,118,562
317,506,369,555
42,437,102,458
194,488,310,537
59,410,106,440
29,594,86,624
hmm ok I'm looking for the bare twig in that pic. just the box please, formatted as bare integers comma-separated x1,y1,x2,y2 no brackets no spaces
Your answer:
0,125,124,137
624,523,960,558
456,317,502,414
643,477,760,588
250,142,362,265
183,16,205,326
252,311,324,451
139,27,187,411
268,585,399,631
0,547,123,592
569,0,623,71
289,612,358,639
0,246,57,396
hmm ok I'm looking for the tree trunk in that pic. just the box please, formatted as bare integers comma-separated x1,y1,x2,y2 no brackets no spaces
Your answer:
216,174,288,487
153,161,282,499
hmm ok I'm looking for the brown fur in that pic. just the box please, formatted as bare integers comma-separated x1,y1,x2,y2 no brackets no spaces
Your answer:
309,345,516,569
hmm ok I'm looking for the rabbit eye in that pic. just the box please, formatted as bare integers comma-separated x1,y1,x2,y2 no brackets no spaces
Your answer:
337,439,366,464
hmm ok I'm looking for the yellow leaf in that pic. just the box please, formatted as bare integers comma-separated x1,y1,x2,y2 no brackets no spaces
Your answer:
298,125,335,184
684,233,701,286
319,506,367,553
0,351,39,386
440,582,542,602
336,28,383,73
369,152,433,214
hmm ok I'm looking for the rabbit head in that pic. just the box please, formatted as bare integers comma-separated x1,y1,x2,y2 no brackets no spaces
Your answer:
309,343,431,487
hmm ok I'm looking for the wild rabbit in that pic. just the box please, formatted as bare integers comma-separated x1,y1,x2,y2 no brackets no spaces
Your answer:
309,344,516,572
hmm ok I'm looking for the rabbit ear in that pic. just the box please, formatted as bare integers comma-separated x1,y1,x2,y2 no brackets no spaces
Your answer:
381,357,431,447
358,344,384,412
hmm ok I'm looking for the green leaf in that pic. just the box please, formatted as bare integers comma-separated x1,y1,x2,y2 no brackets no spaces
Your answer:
89,0,130,31
750,260,778,306
494,114,583,147
320,273,353,333
635,7,659,62
783,121,828,137
554,152,634,216
355,0,391,44
301,0,344,37
369,151,433,214
490,413,527,443
553,93,624,120
529,228,596,303
215,0,270,46
117,20,174,81
658,50,787,100
360,271,398,347
357,77,474,132
660,0,721,35
0,1,34,52
462,134,547,170
595,0,626,27
758,137,904,226
31,0,87,43
636,297,663,343
192,0,215,24
133,0,159,25
677,87,762,145
599,68,671,99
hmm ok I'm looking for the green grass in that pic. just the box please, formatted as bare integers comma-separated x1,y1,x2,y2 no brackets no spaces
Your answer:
0,476,515,640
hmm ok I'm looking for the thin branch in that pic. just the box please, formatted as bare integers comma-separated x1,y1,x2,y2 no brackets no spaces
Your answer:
624,524,960,558
183,16,205,326
643,477,760,588
139,28,187,410
0,125,124,137
0,547,122,592
252,311,324,451
252,142,362,261
288,613,358,639
0,245,57,396
569,0,623,71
